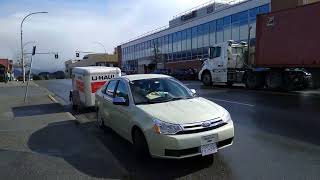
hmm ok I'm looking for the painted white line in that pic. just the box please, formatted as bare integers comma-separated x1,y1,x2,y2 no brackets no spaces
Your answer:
206,97,255,107
48,94,58,103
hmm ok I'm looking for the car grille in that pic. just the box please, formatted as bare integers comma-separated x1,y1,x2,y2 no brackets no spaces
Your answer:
176,118,227,135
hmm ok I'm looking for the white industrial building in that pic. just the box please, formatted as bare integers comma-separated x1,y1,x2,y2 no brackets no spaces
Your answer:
120,0,271,73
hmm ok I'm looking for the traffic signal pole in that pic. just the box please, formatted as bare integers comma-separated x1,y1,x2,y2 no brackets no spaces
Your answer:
24,49,58,103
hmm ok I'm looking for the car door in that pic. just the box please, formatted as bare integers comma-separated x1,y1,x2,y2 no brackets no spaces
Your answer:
210,46,228,83
110,79,133,141
100,79,118,128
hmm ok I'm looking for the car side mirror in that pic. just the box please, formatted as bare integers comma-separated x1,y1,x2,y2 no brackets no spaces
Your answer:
113,97,128,106
190,89,196,95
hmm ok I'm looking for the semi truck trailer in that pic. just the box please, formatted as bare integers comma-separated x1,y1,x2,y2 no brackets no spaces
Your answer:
199,2,320,90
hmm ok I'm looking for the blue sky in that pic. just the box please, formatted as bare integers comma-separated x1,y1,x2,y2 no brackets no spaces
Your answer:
0,0,210,71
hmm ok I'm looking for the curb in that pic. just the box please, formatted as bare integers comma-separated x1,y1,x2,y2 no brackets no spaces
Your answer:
33,82,78,123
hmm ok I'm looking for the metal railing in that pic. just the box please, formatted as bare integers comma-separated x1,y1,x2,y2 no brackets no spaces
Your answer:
172,0,247,19
121,25,169,45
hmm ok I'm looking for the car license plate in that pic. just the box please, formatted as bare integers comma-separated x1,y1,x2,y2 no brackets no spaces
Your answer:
201,134,218,156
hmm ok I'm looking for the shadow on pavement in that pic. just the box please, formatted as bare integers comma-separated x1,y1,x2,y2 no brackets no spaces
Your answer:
12,103,67,117
83,122,233,180
28,120,233,179
27,120,126,179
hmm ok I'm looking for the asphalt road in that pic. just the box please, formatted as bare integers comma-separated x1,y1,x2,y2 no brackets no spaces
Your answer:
36,79,320,180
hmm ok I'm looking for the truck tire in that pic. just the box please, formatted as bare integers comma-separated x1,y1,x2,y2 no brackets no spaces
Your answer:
226,81,234,87
71,90,80,111
245,72,264,89
201,71,212,86
266,72,283,90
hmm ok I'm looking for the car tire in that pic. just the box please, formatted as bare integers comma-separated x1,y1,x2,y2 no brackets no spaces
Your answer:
133,129,150,159
96,108,105,129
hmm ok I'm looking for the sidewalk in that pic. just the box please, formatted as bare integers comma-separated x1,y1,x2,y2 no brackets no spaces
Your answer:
0,81,126,180
0,81,74,121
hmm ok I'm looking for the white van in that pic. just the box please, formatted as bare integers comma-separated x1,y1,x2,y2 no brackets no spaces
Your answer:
70,66,121,109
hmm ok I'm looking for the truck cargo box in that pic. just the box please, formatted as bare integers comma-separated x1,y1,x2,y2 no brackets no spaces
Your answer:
255,2,320,68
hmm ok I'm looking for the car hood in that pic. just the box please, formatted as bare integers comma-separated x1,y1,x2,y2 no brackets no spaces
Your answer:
137,97,223,124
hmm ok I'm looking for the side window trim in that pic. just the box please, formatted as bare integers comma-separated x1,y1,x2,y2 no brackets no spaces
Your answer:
104,80,119,97
114,80,130,103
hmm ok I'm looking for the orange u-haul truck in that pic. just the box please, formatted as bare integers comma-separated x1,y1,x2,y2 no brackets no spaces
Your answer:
70,66,121,109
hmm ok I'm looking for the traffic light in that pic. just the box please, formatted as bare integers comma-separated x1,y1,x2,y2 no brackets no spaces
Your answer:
55,54,59,59
32,46,36,56
76,53,80,57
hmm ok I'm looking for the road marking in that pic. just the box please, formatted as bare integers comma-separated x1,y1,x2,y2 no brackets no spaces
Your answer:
206,97,255,107
48,94,58,103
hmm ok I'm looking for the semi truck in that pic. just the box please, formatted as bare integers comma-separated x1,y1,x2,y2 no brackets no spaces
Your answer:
199,2,320,90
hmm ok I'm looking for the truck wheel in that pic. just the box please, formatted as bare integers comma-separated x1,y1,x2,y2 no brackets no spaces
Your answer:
226,81,234,87
202,72,212,86
266,72,283,90
245,72,264,89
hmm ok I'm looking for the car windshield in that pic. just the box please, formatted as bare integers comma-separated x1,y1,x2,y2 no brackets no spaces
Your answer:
129,78,194,105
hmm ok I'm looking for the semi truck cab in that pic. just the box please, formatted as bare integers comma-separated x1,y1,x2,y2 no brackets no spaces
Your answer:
199,41,247,86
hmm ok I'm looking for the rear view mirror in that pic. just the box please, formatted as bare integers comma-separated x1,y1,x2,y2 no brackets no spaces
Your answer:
113,97,128,106
190,89,196,94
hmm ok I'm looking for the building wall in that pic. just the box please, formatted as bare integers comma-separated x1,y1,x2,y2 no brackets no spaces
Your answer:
120,0,270,73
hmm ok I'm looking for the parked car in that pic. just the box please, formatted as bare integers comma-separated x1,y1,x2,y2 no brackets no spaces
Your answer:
95,74,234,159
171,69,197,80
151,69,171,75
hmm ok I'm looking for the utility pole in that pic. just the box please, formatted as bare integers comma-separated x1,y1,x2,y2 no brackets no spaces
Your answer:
24,50,59,102
20,12,48,83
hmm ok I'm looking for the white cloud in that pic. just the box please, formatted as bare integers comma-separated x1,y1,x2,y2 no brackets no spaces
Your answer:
0,0,212,72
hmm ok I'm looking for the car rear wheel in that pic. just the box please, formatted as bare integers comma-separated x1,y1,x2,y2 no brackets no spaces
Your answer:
133,129,150,159
96,108,105,128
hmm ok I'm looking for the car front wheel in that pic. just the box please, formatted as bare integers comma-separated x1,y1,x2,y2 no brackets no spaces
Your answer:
133,129,150,159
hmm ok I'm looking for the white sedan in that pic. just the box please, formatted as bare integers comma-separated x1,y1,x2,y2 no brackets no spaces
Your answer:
95,74,234,159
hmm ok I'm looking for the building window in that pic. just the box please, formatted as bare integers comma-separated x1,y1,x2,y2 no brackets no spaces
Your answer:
216,18,223,43
209,20,216,45
259,4,270,14
203,23,210,47
223,16,231,41
191,26,198,59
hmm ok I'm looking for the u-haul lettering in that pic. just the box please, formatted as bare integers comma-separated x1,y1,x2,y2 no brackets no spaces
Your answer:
91,75,115,81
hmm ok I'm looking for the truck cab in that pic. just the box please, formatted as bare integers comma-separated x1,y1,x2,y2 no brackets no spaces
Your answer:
199,41,247,86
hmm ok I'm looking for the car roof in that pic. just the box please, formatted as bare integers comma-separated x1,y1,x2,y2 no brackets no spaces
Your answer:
121,74,171,81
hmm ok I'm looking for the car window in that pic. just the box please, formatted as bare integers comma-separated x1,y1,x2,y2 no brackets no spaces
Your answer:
129,78,193,105
104,80,118,97
115,80,129,101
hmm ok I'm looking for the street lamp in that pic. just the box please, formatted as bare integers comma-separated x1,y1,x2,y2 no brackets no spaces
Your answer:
20,11,48,83
92,41,108,66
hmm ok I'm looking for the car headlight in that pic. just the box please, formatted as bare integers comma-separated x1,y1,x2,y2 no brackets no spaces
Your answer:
218,106,232,123
153,119,183,135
